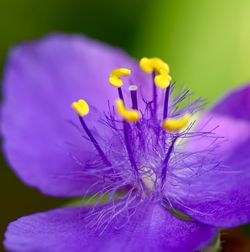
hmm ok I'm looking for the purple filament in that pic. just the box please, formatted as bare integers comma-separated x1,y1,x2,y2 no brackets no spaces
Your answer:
118,87,124,101
152,72,158,118
161,137,177,189
163,85,171,119
123,121,139,174
79,116,112,167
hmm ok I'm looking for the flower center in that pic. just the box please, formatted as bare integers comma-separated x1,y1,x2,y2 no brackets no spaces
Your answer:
141,167,157,191
71,57,192,194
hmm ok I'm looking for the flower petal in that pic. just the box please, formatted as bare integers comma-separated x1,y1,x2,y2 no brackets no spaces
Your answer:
4,204,216,252
1,34,147,197
167,85,250,228
211,84,250,120
188,84,250,155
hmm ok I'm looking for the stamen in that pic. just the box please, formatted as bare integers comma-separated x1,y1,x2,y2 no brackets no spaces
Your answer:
162,114,191,132
109,68,131,88
129,85,138,110
109,68,131,104
139,57,171,120
71,100,112,167
114,94,140,175
118,87,124,101
115,99,140,123
109,70,140,176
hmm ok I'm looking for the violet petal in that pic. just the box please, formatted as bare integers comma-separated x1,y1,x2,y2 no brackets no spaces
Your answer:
4,204,216,252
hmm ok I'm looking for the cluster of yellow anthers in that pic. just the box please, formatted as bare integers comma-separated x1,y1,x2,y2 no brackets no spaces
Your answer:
72,58,190,132
139,57,171,89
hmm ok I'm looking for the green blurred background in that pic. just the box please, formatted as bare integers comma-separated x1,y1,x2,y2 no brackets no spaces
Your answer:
1,0,250,251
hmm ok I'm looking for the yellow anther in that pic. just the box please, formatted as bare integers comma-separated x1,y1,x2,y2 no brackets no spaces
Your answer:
139,57,171,89
162,114,191,132
139,57,170,74
154,69,172,89
109,68,131,88
115,99,140,123
71,99,89,117
139,58,154,73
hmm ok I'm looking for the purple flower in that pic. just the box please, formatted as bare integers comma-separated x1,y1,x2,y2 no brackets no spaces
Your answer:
2,34,250,252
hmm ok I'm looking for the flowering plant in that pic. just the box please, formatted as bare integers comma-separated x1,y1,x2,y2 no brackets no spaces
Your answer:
2,34,250,252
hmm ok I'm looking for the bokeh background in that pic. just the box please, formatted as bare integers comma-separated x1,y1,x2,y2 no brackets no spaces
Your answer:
1,0,250,251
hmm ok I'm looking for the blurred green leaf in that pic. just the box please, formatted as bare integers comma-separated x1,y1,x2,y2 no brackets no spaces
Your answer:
134,0,250,103
0,0,149,70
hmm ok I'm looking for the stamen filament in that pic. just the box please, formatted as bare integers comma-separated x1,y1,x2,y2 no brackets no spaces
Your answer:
78,116,112,167
161,137,177,189
123,121,139,173
163,85,171,119
118,87,124,101
152,72,158,117
72,99,111,166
